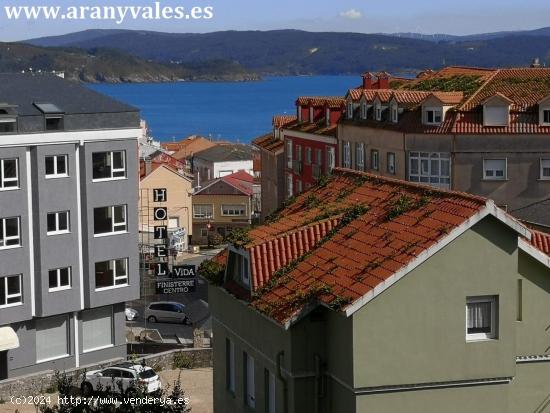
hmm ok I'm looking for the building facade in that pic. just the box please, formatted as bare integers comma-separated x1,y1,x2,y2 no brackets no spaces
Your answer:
340,67,550,228
209,168,550,413
192,143,253,186
192,171,254,245
0,74,140,379
282,97,344,198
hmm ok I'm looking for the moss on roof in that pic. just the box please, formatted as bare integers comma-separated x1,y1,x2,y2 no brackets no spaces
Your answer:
401,75,484,98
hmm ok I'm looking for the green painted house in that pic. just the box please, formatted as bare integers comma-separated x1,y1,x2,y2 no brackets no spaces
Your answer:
207,168,550,413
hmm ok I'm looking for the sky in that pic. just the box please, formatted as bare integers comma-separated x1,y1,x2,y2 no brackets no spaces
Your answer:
1,0,549,41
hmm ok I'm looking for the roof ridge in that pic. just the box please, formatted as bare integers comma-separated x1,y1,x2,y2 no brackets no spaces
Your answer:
459,68,501,111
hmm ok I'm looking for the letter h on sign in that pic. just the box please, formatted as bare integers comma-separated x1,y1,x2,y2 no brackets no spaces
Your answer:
153,188,167,203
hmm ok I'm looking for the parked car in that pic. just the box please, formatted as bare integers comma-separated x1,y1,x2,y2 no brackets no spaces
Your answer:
145,301,191,324
80,363,161,396
125,307,139,321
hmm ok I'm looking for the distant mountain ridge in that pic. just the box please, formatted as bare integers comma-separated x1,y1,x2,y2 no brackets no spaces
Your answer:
24,28,550,77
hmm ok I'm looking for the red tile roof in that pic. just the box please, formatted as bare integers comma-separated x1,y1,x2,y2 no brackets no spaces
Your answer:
284,120,338,137
222,170,254,196
227,169,507,325
252,133,284,153
296,96,346,108
530,230,550,255
273,115,297,129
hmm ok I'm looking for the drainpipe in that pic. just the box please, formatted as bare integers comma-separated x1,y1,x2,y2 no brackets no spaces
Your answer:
277,351,289,413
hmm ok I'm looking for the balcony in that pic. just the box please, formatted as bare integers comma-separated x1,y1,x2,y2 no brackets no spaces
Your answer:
292,159,303,174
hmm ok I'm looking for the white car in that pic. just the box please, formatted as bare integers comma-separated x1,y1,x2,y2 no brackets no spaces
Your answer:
145,301,190,324
81,363,161,396
125,307,139,321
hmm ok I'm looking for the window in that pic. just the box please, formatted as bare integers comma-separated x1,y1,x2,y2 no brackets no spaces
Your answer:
483,105,509,126
0,217,20,248
265,370,276,413
342,141,351,168
391,105,398,123
287,174,293,198
193,204,213,219
286,140,293,169
326,147,335,173
0,274,22,307
371,150,379,171
296,145,302,162
309,107,314,123
347,102,353,119
82,306,113,352
244,352,255,408
222,205,246,216
0,159,18,189
45,155,68,178
48,267,71,291
355,143,365,171
47,211,69,235
201,228,208,237
296,179,302,193
540,159,550,179
483,159,507,180
387,152,396,174
361,102,367,119
466,296,497,341
0,110,17,133
226,339,235,393
315,148,322,165
425,108,442,125
95,258,128,289
305,147,312,165
92,151,126,180
408,152,451,189
375,104,381,121
36,315,69,362
543,109,550,124
239,254,250,287
45,116,63,131
93,205,127,235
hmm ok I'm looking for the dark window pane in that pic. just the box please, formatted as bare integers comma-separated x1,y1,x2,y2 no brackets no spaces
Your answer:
94,207,112,234
49,270,57,289
7,275,19,295
92,152,111,180
113,151,124,169
45,157,54,175
95,261,113,288
5,218,18,237
58,212,68,231
60,268,70,286
0,280,5,305
4,159,17,179
47,213,56,232
57,156,66,175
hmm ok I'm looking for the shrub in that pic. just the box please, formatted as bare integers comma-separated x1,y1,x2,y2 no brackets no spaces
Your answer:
198,259,225,285
207,231,224,247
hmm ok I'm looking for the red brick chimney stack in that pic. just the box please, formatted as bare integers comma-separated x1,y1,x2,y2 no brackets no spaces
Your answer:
377,72,390,89
362,72,374,89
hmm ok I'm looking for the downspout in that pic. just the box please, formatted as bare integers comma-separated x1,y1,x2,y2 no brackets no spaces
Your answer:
277,351,289,413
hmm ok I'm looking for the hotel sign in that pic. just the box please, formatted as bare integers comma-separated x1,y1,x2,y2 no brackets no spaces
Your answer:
171,265,196,278
156,279,197,294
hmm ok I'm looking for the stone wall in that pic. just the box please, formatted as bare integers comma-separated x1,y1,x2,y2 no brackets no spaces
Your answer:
0,348,213,400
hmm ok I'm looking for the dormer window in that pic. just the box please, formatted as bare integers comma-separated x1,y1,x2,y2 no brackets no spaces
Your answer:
0,106,17,133
361,102,367,119
543,109,550,125
482,94,511,127
347,102,353,120
425,108,442,125
34,102,65,132
391,105,398,123
374,103,382,121
309,107,314,123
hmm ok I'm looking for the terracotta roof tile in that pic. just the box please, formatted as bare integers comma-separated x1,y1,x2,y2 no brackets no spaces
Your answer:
272,115,297,129
252,133,284,153
530,230,550,255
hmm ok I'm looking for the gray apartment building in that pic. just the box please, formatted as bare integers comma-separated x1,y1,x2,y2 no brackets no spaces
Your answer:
340,67,550,229
0,73,140,379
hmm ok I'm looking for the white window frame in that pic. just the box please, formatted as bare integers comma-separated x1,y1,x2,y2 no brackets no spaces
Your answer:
92,151,126,181
391,105,398,123
286,140,293,169
387,152,396,174
0,158,19,190
371,150,379,171
375,104,381,121
296,179,302,193
45,154,68,179
347,102,353,119
466,296,497,341
483,159,507,181
305,147,312,165
193,204,214,219
0,274,22,308
221,205,246,217
309,107,314,123
543,109,550,125
343,141,351,168
48,267,71,292
286,174,293,198
93,205,127,237
361,102,367,119
424,107,443,125
46,211,70,235
95,258,129,291
326,146,336,173
0,217,21,250
540,159,550,180
355,143,365,171
408,152,451,189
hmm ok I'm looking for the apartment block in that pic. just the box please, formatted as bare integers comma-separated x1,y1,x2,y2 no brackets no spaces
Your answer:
0,73,140,379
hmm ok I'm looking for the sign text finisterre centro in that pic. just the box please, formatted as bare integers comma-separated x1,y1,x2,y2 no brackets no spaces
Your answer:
151,188,197,294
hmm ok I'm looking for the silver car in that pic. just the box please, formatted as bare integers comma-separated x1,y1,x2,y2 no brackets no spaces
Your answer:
145,301,191,324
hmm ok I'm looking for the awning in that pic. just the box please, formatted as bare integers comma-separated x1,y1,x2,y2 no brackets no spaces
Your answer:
0,327,19,351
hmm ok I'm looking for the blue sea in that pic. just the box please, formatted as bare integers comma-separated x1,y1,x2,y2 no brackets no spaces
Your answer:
88,76,357,142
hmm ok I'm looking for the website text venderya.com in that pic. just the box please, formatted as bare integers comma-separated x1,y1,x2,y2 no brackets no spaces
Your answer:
3,2,214,24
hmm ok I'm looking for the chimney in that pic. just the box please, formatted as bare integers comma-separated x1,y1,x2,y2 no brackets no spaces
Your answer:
145,159,152,176
362,72,374,89
377,71,390,89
